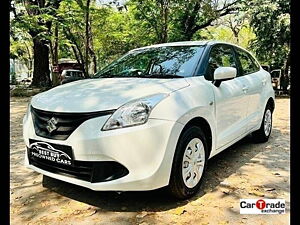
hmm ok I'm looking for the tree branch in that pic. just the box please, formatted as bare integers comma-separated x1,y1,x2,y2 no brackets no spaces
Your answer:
191,5,238,34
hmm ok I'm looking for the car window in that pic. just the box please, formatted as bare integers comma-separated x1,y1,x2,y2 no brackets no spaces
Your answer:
252,58,260,71
94,46,205,78
77,72,84,78
235,48,259,75
205,45,237,80
271,71,281,78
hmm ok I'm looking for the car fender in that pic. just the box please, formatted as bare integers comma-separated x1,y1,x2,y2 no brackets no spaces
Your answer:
150,77,217,158
256,70,276,128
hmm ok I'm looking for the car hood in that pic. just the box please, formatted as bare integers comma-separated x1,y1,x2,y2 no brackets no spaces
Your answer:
31,78,190,112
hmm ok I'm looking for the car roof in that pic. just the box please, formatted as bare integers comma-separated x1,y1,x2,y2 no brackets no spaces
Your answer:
131,40,243,51
131,41,208,51
129,40,260,67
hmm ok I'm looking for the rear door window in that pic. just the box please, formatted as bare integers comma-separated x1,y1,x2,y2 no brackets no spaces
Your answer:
235,48,260,76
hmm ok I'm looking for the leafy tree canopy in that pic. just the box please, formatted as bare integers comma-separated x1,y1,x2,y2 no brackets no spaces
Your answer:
248,0,290,70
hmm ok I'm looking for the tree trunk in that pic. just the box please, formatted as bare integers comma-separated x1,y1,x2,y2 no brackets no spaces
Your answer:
88,14,97,73
24,42,33,77
31,38,51,87
284,50,290,76
233,29,240,44
158,0,168,43
63,27,86,76
175,2,238,41
181,2,201,41
85,0,91,77
52,23,60,86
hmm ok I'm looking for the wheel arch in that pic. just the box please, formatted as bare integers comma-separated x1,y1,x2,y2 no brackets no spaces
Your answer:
266,97,275,112
179,117,213,158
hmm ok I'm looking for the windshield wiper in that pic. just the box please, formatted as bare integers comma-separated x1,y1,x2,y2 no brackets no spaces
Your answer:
93,74,184,79
144,74,184,79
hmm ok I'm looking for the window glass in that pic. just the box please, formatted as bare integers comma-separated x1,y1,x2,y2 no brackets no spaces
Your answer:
251,57,260,71
94,46,205,78
236,48,259,75
206,45,237,80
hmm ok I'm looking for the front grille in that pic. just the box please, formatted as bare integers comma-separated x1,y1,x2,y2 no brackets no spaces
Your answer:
28,149,129,183
31,106,115,140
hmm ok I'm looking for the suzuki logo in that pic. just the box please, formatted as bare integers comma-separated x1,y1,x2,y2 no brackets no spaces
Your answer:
46,117,58,133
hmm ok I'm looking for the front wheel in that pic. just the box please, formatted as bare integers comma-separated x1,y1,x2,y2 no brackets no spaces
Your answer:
168,126,208,199
252,104,273,143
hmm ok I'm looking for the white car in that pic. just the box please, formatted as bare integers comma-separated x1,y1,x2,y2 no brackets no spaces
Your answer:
60,69,85,84
23,41,275,199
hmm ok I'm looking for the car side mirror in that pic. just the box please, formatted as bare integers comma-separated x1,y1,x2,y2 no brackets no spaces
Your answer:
213,67,237,87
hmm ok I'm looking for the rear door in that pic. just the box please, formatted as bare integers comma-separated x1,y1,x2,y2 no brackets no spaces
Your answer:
205,44,250,149
233,47,264,132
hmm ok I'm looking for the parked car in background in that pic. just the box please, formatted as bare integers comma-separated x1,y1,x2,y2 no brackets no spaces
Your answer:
60,69,85,84
53,59,82,75
23,41,275,199
270,69,282,89
52,58,83,85
20,77,32,86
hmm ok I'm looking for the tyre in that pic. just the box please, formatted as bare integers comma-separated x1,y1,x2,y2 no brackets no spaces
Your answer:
252,104,273,143
168,126,208,199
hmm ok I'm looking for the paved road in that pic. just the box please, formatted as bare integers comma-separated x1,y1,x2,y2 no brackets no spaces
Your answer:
10,97,290,225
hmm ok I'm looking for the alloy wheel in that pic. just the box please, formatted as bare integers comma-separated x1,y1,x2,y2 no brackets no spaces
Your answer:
264,109,272,136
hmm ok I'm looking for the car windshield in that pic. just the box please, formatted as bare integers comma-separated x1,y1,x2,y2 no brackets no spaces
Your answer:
93,46,205,78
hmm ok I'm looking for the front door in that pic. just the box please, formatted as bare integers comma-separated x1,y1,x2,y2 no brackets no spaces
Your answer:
205,44,250,149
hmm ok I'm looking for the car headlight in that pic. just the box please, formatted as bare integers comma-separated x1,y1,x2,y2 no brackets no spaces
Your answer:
102,93,168,131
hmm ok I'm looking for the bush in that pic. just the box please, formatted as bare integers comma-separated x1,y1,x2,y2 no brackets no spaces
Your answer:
10,72,17,85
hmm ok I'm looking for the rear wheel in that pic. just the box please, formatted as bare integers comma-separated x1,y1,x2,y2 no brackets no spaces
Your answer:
168,126,208,199
252,104,273,143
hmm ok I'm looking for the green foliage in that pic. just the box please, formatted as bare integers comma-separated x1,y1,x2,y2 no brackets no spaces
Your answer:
56,0,157,70
10,0,290,81
10,23,33,76
11,1,57,41
248,0,290,68
92,4,156,68
55,0,85,59
196,24,256,49
130,0,241,42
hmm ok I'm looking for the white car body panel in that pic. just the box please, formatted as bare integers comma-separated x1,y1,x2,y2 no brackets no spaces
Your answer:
23,111,184,190
23,41,275,191
31,78,190,112
210,76,249,149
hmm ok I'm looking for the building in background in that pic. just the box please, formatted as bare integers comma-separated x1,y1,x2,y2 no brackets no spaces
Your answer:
10,58,29,83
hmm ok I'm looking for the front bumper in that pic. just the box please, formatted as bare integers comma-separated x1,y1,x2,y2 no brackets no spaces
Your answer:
23,112,184,191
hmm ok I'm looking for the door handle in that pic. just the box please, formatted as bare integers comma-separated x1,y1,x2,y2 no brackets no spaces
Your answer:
242,86,248,92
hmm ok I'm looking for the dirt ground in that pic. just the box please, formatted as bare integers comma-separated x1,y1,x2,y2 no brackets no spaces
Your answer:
10,97,290,225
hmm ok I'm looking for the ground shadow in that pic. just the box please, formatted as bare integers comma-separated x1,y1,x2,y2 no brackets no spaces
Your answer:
41,128,286,212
